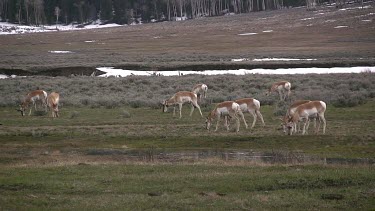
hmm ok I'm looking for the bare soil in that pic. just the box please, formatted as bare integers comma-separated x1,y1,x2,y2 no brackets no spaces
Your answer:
0,3,374,76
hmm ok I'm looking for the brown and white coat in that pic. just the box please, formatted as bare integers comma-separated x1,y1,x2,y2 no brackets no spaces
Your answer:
47,92,60,118
285,101,327,135
162,91,203,118
267,81,291,101
192,83,208,99
234,98,265,129
18,90,48,116
206,101,248,132
282,100,313,134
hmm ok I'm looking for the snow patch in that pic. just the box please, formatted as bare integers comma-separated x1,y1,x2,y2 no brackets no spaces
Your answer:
96,66,375,77
301,17,315,21
253,58,317,61
0,22,122,35
334,25,348,28
84,40,96,43
48,51,74,54
262,30,273,33
238,33,257,36
231,58,249,62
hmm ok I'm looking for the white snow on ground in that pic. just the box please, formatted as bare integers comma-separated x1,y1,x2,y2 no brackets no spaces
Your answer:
301,17,315,21
334,25,349,28
0,74,24,79
232,58,317,62
238,33,258,36
96,66,375,77
262,30,273,33
253,58,317,61
340,5,372,11
48,51,74,54
0,21,122,35
231,58,249,62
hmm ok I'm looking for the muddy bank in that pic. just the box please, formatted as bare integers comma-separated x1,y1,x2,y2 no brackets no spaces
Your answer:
0,66,100,77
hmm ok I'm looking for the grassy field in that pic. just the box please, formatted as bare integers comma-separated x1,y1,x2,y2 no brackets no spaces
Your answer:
0,164,374,210
0,98,374,209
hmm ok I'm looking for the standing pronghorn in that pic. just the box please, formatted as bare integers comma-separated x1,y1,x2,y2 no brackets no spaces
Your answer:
285,101,327,135
234,98,265,129
18,90,48,116
192,84,208,99
266,81,291,101
206,101,248,132
47,92,60,118
162,91,203,118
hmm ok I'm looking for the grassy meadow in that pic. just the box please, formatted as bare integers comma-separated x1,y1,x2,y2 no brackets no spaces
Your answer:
0,73,374,209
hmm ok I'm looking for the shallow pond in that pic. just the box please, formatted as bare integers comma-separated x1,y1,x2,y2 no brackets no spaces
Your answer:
86,148,374,165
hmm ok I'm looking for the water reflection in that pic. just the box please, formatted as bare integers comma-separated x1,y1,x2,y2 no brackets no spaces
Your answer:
86,149,374,165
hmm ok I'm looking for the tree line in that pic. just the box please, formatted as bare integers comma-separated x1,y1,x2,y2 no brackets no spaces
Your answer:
0,0,322,26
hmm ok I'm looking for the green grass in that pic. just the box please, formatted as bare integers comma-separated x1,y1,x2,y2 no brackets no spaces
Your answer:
0,164,374,210
0,101,374,210
0,101,374,160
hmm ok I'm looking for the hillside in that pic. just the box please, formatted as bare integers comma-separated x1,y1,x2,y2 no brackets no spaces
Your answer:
0,2,374,76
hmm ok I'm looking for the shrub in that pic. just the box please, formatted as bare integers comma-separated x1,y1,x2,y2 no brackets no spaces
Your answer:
70,111,80,119
120,110,131,118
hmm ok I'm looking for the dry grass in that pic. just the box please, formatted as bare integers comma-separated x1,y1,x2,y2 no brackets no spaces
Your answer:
0,3,374,74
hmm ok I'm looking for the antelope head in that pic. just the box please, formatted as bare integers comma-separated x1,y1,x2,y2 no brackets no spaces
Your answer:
17,104,27,116
161,100,169,113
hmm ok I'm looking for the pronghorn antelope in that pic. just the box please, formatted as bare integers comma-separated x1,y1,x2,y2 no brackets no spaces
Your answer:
234,98,265,129
282,100,312,134
192,83,208,99
285,101,327,135
266,81,291,101
162,91,203,118
206,101,248,132
47,92,60,118
18,90,47,116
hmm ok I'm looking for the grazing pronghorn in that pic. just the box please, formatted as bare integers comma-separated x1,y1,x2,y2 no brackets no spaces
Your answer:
282,100,312,134
162,91,203,118
206,101,248,132
234,98,265,129
18,90,47,116
192,83,208,99
266,81,291,101
285,101,327,135
47,92,60,118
